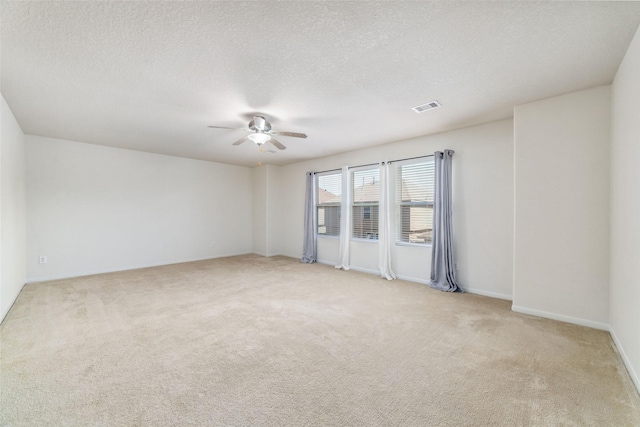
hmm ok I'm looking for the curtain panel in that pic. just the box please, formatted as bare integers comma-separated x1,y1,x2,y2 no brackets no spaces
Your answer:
430,150,461,292
378,162,396,280
335,166,351,270
301,172,317,263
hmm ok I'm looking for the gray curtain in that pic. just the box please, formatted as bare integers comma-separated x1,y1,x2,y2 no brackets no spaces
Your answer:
301,172,317,263
430,150,461,292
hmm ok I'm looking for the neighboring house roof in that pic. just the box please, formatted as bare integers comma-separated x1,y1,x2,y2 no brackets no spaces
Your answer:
353,180,431,203
320,179,431,203
353,181,379,203
318,188,341,204
399,180,430,202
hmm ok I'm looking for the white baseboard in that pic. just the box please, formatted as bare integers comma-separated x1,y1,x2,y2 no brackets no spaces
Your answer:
322,269,512,299
396,274,429,285
317,260,381,276
318,259,390,277
511,304,609,331
395,275,512,300
609,328,640,395
253,252,284,258
463,287,512,301
347,265,380,276
25,252,253,284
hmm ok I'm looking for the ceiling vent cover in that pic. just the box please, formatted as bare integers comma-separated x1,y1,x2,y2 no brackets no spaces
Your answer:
412,100,442,113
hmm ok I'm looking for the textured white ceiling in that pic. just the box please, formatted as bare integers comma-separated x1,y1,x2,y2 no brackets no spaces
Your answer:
2,1,640,167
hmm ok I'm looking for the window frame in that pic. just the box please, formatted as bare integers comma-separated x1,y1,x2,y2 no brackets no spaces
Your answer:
315,171,342,238
395,157,435,247
350,166,380,241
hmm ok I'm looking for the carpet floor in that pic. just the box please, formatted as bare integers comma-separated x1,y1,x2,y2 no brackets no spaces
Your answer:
1,254,639,426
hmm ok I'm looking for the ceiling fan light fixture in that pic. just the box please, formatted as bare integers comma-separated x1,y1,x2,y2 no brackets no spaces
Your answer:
248,132,271,145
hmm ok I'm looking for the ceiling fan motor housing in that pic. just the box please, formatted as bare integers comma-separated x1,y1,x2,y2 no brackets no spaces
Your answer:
249,116,271,132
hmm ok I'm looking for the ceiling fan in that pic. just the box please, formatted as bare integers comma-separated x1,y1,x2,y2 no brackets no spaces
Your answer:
208,115,307,151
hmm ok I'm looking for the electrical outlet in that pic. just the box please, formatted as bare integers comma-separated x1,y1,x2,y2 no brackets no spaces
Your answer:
39,255,48,264
454,262,459,271
210,241,216,247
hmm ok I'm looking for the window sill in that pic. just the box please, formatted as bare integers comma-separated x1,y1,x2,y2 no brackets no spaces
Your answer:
318,236,431,247
395,241,432,248
350,238,379,244
318,234,340,240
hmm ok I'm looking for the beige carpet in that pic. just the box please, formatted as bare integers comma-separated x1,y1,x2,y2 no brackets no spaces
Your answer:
1,254,639,426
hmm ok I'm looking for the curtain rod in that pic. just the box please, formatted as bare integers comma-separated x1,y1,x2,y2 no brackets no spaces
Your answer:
312,154,435,175
312,167,341,175
312,162,377,175
387,153,435,164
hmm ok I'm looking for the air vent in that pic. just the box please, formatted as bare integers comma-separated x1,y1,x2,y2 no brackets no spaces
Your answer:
412,100,442,113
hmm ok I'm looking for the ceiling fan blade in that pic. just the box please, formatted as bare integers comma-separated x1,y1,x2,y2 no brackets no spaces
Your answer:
273,131,307,139
232,136,248,146
207,125,248,131
270,138,287,150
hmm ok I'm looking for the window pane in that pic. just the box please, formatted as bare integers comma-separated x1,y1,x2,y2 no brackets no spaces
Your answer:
396,159,434,244
317,206,340,236
353,205,379,239
399,162,434,202
352,168,379,239
399,204,433,243
316,172,341,236
317,173,342,204
352,169,379,203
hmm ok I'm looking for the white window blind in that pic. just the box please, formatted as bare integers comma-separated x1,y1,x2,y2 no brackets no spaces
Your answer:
316,172,341,236
352,168,379,240
396,158,434,244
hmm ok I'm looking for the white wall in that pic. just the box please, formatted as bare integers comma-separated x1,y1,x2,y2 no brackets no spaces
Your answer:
26,135,253,282
252,166,268,256
1,95,27,322
513,86,611,329
610,24,640,391
278,119,515,299
252,164,282,257
266,165,282,256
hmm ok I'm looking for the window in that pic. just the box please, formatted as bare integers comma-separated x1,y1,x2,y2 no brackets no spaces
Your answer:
396,158,434,244
316,172,341,236
352,168,379,239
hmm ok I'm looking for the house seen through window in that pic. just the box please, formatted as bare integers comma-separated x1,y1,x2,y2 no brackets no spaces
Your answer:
316,172,341,236
396,158,435,244
352,168,379,239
